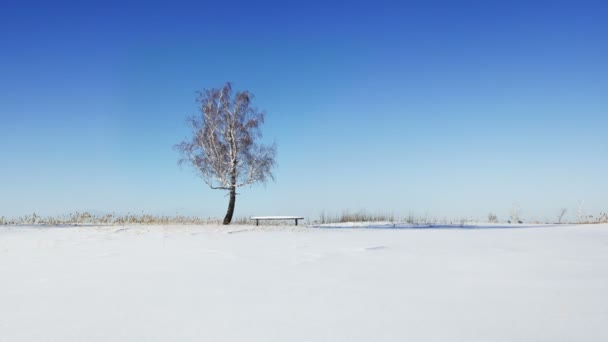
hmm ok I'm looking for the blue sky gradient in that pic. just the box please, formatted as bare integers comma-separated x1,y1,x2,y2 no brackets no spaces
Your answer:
1,0,607,222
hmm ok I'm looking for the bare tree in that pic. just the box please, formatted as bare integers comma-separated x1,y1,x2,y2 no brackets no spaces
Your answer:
557,208,567,224
175,83,277,224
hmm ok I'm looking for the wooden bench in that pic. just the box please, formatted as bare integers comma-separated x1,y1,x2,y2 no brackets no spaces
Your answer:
251,216,304,226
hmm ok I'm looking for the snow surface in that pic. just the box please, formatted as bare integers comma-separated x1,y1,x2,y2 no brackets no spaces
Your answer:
250,216,304,219
1,224,608,342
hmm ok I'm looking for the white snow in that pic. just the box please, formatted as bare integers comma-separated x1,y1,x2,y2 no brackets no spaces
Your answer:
1,224,607,342
250,216,304,219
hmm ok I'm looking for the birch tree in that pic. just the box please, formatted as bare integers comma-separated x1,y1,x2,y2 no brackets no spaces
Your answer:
176,83,277,224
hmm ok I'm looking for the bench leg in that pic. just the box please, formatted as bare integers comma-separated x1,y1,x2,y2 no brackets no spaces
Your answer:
295,219,298,226
256,219,259,226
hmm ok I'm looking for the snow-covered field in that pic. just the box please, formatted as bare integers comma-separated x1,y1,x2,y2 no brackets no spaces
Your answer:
1,224,607,342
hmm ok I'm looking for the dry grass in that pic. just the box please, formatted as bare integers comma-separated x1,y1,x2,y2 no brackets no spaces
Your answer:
317,210,394,224
2,210,607,226
315,210,465,225
576,212,608,224
0,212,252,226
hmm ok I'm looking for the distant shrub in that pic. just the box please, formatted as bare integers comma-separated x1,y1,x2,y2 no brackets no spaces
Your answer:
488,213,498,223
510,204,521,224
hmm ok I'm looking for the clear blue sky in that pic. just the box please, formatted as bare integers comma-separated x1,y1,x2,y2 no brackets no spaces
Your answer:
1,0,607,222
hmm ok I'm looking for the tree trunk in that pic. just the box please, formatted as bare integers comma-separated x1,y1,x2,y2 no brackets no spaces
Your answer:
223,188,236,225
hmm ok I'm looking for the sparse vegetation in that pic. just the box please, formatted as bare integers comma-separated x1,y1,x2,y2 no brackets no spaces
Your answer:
315,210,475,225
2,209,608,227
574,212,608,224
317,210,394,224
0,212,249,226
577,201,585,224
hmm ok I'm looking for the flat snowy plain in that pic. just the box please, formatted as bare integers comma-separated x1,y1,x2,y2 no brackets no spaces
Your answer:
1,224,607,342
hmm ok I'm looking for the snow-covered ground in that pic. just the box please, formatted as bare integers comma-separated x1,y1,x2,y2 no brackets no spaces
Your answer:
1,224,607,342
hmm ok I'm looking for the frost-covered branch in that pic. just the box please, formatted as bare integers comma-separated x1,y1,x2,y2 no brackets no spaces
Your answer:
175,82,277,224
